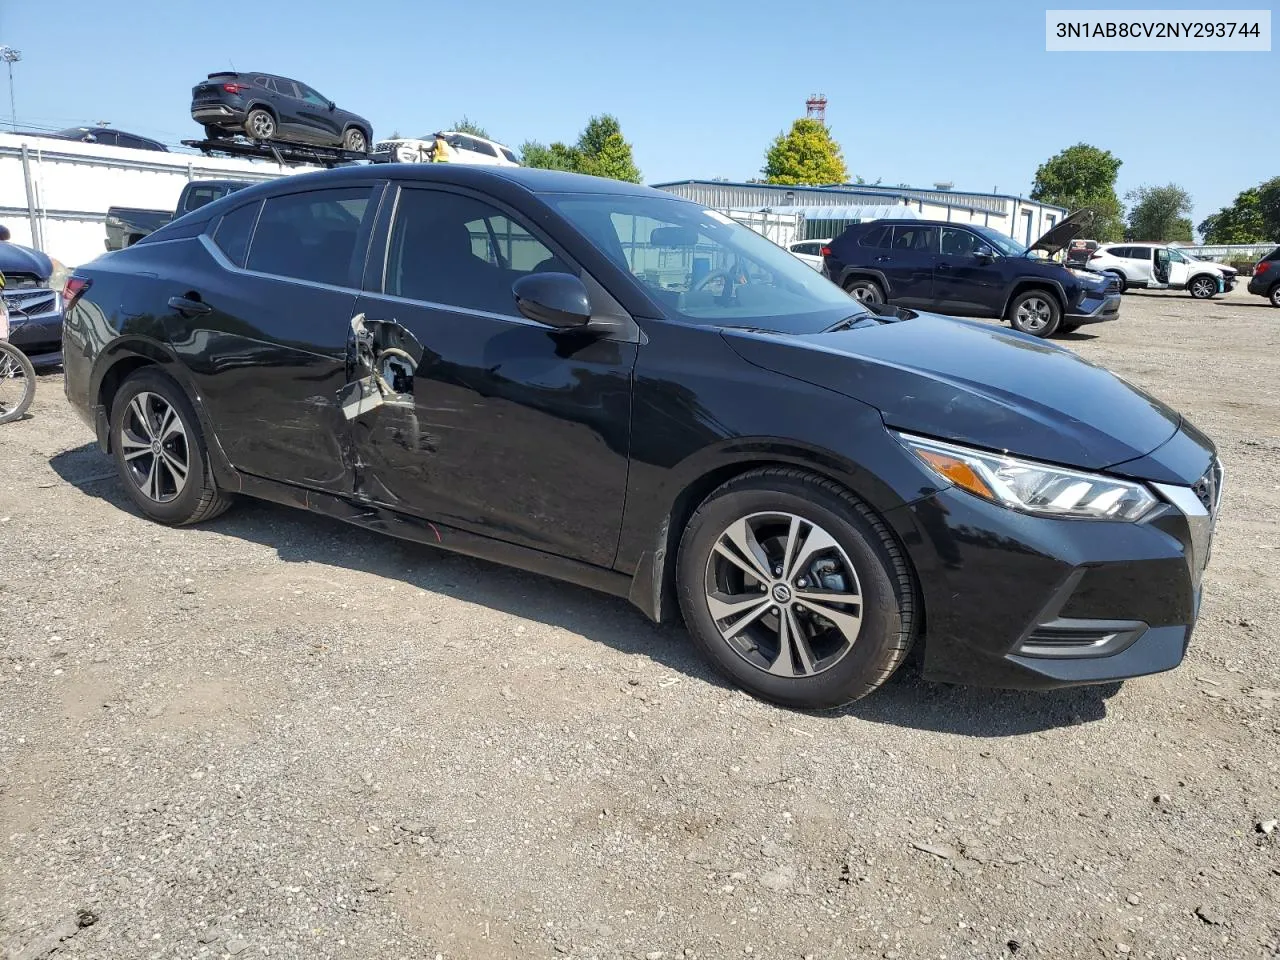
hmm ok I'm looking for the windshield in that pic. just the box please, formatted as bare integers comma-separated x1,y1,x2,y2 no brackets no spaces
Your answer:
971,225,1028,257
550,194,863,333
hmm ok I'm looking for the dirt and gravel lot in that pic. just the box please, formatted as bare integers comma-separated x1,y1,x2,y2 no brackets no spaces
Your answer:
1,287,1278,960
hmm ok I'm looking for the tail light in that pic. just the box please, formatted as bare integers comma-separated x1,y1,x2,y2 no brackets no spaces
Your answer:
222,83,248,94
1256,260,1272,276
62,276,91,310
820,245,832,257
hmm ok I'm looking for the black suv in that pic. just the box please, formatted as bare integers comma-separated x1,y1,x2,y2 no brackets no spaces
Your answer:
48,126,168,152
1247,246,1280,307
190,72,372,153
822,212,1121,338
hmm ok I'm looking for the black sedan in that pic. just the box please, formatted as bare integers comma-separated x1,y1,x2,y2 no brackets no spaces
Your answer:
190,72,371,153
61,166,1222,708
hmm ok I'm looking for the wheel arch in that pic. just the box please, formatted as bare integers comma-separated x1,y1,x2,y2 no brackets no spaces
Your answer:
1187,272,1218,296
626,445,922,629
837,267,890,295
1001,279,1066,317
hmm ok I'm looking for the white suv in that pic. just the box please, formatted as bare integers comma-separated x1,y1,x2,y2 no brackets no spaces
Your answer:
787,239,831,271
372,131,520,167
1087,244,1236,299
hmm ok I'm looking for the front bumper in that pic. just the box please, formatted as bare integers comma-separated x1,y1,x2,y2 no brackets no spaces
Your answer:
886,450,1219,689
3,289,63,366
1067,289,1122,324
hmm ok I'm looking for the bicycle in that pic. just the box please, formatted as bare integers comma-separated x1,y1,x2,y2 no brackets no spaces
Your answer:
0,291,37,424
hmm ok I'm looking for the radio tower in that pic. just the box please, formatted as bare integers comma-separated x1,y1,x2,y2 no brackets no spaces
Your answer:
805,93,827,125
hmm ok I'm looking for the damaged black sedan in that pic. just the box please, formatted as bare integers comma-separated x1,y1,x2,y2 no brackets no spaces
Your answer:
61,166,1222,708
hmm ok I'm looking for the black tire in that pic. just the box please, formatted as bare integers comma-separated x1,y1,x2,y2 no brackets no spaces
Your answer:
1107,271,1128,293
675,467,917,709
1006,289,1062,338
0,341,36,424
203,125,228,140
1187,274,1218,299
843,277,885,305
244,108,276,141
109,369,232,526
1270,284,1280,308
343,127,368,153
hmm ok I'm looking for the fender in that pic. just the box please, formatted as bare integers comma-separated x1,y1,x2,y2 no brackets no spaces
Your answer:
89,337,241,490
1000,277,1068,316
837,266,891,295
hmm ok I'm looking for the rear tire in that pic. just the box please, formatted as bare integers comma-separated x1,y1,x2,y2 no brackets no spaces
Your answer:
203,125,228,140
245,108,276,141
675,468,917,709
1107,270,1128,293
1270,284,1280,308
0,341,36,424
843,278,885,306
1006,289,1062,338
1187,274,1218,299
109,369,233,526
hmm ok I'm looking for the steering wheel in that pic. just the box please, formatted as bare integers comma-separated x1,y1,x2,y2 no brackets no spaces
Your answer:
691,269,736,294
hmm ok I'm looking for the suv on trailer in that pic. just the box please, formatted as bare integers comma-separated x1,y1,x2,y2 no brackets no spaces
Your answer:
48,126,168,152
1247,246,1280,306
822,211,1121,338
1087,244,1236,299
190,72,372,153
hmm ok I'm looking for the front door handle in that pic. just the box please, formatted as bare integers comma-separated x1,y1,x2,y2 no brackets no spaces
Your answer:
168,295,211,317
875,255,892,262
937,262,952,271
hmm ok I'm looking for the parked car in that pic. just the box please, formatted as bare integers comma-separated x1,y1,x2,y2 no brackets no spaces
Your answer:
822,212,1121,337
371,131,520,167
1065,238,1099,267
786,239,830,271
62,166,1221,709
105,180,256,251
1246,246,1280,306
1087,244,1236,298
1,240,63,366
190,72,372,153
41,126,168,152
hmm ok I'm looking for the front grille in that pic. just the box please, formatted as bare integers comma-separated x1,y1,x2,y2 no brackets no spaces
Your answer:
2,288,58,319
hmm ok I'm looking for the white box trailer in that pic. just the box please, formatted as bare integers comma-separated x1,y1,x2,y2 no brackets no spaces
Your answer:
0,133,311,268
720,208,803,248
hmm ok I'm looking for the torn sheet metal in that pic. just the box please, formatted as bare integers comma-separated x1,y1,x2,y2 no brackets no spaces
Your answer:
340,313,425,421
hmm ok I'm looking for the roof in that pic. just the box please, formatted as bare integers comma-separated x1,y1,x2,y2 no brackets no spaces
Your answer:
736,204,920,221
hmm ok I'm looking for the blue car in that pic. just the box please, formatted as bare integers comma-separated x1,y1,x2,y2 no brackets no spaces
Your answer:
0,240,63,366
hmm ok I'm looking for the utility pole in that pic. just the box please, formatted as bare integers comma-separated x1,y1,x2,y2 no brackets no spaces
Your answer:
0,47,20,132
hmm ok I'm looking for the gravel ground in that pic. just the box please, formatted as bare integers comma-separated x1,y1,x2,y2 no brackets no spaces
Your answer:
1,287,1278,960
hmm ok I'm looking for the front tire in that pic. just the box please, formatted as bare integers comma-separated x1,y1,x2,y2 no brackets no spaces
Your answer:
1007,289,1062,338
109,370,232,526
843,278,885,305
675,468,917,709
0,341,36,424
343,127,368,153
1187,274,1218,299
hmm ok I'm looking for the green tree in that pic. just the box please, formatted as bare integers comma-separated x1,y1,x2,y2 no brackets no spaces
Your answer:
1030,143,1125,241
762,118,848,186
1125,183,1194,242
451,116,490,139
1198,187,1266,242
1256,176,1280,239
519,114,641,183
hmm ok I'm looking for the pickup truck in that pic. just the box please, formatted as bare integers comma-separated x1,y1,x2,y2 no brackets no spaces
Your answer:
105,179,254,251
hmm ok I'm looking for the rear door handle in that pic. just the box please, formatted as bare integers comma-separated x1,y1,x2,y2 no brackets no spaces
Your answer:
874,256,892,262
937,263,952,271
167,295,211,317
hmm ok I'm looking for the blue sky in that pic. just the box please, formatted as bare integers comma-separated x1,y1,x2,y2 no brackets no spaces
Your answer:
2,0,1275,228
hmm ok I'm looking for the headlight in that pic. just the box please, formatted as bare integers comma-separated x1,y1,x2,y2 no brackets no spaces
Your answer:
1068,268,1101,281
896,433,1158,522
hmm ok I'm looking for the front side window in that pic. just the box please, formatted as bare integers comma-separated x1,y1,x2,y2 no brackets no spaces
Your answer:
298,84,328,107
386,189,567,315
212,201,262,268
550,194,859,333
971,225,1028,257
246,188,371,285
940,228,981,257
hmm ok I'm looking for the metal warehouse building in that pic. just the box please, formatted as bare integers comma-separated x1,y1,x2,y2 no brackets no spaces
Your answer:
651,180,1069,246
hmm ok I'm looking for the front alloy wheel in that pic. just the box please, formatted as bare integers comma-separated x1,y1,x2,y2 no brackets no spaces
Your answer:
705,512,863,678
1188,275,1217,299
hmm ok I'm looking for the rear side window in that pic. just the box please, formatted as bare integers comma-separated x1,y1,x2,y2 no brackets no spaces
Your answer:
473,140,498,157
1107,246,1129,258
857,225,891,248
212,201,262,268
1129,246,1152,260
246,188,371,285
891,225,936,252
500,147,518,163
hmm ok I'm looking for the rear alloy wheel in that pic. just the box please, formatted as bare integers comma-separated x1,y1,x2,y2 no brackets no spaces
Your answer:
1108,271,1128,293
844,278,884,305
245,108,276,141
343,128,368,153
110,370,232,526
1007,290,1062,338
676,468,916,708
1270,284,1280,308
1188,275,1218,299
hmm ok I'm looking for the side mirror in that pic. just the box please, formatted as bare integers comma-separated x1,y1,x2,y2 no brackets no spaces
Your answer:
512,272,592,329
974,245,996,263
328,101,336,111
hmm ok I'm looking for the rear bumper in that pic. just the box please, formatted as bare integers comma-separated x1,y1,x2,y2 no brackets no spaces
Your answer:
884,454,1217,689
192,103,245,126
1248,274,1274,297
1067,291,1121,323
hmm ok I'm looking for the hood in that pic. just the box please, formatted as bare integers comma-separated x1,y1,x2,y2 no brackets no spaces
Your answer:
0,242,53,281
722,313,1181,472
1027,208,1093,256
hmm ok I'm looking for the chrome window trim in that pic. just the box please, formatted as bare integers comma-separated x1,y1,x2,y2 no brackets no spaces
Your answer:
199,233,366,295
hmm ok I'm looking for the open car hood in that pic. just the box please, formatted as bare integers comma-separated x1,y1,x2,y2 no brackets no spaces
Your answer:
1027,208,1093,256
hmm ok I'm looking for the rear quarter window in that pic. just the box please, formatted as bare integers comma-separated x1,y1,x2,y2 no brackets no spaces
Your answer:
212,201,263,268
856,225,890,249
